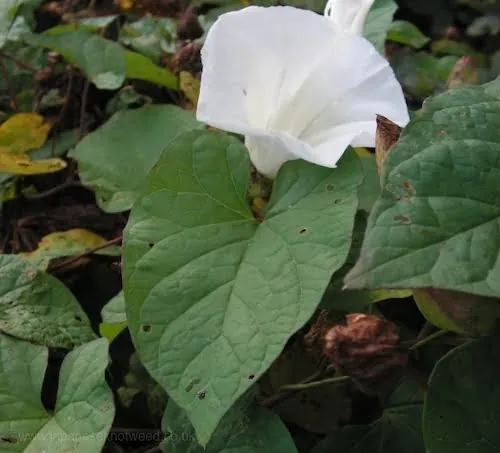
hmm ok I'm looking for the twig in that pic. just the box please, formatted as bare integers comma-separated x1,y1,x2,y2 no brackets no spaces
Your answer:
0,57,18,110
51,235,123,270
279,375,351,391
409,330,449,351
20,181,92,200
259,369,351,408
416,321,434,341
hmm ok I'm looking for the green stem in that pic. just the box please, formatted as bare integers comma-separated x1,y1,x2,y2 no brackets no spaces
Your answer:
410,329,448,351
279,375,350,391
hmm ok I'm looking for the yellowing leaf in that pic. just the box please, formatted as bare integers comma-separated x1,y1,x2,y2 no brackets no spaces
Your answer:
179,71,200,108
0,155,67,174
20,228,121,270
413,288,500,336
0,113,66,175
0,113,51,154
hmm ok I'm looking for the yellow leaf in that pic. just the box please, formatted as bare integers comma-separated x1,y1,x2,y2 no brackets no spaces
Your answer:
179,71,200,108
20,228,121,270
0,113,51,154
0,113,66,175
119,0,134,9
0,155,67,175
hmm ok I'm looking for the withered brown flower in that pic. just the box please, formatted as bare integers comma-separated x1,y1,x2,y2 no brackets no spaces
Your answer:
323,313,409,395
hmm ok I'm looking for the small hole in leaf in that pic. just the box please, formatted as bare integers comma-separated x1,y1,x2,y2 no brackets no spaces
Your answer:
74,315,82,321
326,184,335,192
142,324,151,333
149,243,154,248
299,228,307,234
248,374,255,380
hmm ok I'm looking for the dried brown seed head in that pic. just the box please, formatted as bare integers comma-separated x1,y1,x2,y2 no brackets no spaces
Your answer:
323,313,408,395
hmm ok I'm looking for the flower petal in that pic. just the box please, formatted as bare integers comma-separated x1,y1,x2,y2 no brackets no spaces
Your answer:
324,0,375,35
245,133,309,179
196,6,339,134
272,34,409,168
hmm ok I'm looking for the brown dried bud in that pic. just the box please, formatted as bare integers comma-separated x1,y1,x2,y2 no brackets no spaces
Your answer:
46,52,61,65
443,25,459,40
446,56,478,90
323,314,408,395
375,115,402,177
177,6,204,41
172,40,202,76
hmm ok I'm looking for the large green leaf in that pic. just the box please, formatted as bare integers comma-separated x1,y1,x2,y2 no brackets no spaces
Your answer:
423,333,500,453
26,30,177,90
312,380,425,453
123,130,362,445
345,78,500,298
161,399,297,452
0,336,114,453
363,0,398,53
0,254,96,348
69,104,204,212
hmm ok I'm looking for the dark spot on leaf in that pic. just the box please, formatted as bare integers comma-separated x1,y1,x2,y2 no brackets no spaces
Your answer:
149,243,154,248
326,184,335,191
394,214,411,224
197,390,206,399
334,199,341,204
401,180,415,198
299,228,307,234
18,162,30,167
248,374,255,380
1,437,17,444
74,315,82,321
142,324,151,332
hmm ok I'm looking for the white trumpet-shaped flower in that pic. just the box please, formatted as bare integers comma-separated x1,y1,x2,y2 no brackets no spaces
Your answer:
196,6,409,179
324,0,375,35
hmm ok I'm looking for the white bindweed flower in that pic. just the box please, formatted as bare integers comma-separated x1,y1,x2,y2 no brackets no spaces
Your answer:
196,6,409,179
324,0,375,35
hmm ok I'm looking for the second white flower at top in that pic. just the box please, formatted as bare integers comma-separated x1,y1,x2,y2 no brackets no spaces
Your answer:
196,3,409,179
